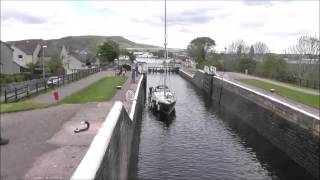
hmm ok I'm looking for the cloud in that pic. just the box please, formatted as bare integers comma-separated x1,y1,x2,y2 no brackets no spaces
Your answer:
0,1,319,53
167,9,214,26
2,10,47,24
268,31,312,37
240,22,264,28
242,0,274,7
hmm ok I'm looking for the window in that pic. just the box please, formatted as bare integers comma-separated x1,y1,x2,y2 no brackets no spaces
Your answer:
18,55,23,58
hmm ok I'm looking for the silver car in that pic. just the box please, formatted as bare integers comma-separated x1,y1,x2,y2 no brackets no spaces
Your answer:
47,76,62,85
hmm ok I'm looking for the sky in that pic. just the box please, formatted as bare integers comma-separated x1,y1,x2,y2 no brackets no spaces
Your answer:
1,0,319,53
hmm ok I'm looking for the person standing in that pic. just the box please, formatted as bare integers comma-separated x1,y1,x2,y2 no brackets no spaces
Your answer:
135,63,139,77
131,63,136,83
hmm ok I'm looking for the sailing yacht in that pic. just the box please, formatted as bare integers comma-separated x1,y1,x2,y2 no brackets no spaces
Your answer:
149,0,176,114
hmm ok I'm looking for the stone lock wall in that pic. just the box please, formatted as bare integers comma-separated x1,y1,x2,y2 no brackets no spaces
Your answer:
179,69,320,179
71,74,146,180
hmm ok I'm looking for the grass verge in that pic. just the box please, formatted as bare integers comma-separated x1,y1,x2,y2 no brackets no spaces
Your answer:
62,76,127,104
0,102,52,113
238,79,320,109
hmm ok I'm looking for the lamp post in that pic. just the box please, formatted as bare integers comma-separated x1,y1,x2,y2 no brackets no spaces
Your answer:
42,45,47,79
224,47,227,72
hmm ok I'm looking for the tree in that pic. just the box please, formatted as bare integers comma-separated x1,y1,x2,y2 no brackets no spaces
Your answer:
284,35,320,78
227,40,247,55
253,41,270,55
249,45,255,58
237,44,243,56
47,53,63,75
96,41,120,63
187,37,216,62
120,49,136,63
256,55,288,81
26,63,36,73
238,57,256,74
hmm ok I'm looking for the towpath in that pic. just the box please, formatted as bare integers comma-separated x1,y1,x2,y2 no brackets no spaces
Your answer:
1,72,140,180
26,70,115,104
221,72,319,95
217,71,319,116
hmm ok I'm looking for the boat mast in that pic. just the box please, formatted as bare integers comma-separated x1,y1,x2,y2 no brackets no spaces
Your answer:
164,0,167,93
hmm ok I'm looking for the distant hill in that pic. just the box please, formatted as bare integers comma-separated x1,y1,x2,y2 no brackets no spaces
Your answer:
7,35,160,56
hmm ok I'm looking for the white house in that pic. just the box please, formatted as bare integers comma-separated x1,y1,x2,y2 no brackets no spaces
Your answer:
10,40,41,67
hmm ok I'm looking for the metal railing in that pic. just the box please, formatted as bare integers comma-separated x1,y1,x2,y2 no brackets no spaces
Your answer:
282,76,320,90
2,68,100,103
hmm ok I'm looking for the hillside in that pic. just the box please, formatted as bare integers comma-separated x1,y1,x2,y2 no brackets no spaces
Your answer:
7,35,159,56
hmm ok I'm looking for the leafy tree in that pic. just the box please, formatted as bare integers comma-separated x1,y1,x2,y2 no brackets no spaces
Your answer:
127,52,136,62
26,63,36,73
238,57,256,74
120,49,136,63
96,41,120,63
256,55,288,81
47,53,63,74
187,37,216,62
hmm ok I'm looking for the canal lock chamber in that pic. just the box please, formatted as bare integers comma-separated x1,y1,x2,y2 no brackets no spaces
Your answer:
128,72,318,180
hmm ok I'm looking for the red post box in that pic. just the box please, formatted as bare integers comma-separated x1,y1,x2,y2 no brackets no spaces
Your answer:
53,91,59,101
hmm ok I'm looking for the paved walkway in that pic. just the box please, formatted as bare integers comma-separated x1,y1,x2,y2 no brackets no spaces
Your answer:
26,70,114,104
1,72,141,180
182,69,318,116
216,71,319,116
220,72,319,95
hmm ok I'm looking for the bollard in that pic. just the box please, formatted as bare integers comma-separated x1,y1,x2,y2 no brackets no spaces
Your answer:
15,88,18,101
4,90,7,103
53,91,59,101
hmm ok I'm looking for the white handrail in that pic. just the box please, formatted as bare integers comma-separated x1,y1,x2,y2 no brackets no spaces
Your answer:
70,101,123,180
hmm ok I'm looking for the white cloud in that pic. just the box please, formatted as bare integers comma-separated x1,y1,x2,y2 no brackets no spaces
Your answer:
1,0,319,53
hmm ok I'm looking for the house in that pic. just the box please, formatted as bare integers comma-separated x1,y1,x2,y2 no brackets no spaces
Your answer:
61,46,88,74
10,39,42,67
0,41,20,74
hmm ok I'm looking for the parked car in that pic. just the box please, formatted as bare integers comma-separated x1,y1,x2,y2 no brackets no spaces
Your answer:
47,76,62,86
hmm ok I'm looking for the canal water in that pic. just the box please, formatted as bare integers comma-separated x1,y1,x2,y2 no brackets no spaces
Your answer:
130,73,315,180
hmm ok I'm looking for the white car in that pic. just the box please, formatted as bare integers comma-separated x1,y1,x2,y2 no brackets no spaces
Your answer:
47,76,62,85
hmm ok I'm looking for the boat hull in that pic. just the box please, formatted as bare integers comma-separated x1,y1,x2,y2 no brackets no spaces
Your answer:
151,100,176,114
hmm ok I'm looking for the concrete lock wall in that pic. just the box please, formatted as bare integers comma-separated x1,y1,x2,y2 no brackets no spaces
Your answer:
71,74,146,180
179,69,320,178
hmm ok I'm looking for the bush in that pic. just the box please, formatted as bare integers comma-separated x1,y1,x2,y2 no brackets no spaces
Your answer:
237,57,257,74
0,75,14,84
0,73,32,85
256,55,289,81
196,59,223,70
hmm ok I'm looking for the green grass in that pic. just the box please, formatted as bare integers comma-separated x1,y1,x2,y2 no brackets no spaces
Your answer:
238,79,320,109
62,76,127,104
0,102,52,113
